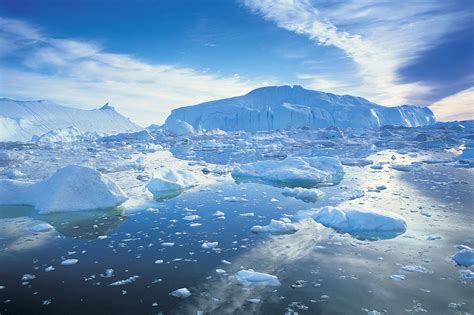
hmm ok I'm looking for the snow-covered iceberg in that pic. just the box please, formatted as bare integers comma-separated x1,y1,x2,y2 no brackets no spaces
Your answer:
0,99,141,142
146,167,200,200
164,85,435,131
232,156,343,188
0,165,128,213
312,206,407,239
282,187,323,202
235,269,281,286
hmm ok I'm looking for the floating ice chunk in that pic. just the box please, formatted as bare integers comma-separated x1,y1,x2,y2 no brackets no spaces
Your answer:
367,310,382,315
45,266,55,272
282,187,323,203
36,126,83,144
29,223,54,233
240,212,254,217
400,265,428,273
340,158,373,167
21,274,36,281
235,269,281,286
0,165,127,214
61,259,78,266
459,269,474,282
459,147,474,166
312,207,406,238
161,242,175,247
155,259,164,264
100,269,114,278
169,287,191,298
232,156,344,188
201,242,219,249
251,219,298,235
183,215,200,221
212,211,225,217
224,196,248,202
166,120,196,136
247,298,261,303
216,269,226,274
452,248,474,267
147,167,200,200
426,235,441,241
389,274,405,281
108,275,140,286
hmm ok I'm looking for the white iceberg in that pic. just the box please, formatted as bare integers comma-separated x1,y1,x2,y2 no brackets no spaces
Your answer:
251,219,298,235
312,206,407,239
0,165,128,214
232,156,344,188
146,167,200,200
235,269,281,286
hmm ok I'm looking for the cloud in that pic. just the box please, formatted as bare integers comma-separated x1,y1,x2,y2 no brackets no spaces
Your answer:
430,87,474,121
243,0,468,106
0,17,268,126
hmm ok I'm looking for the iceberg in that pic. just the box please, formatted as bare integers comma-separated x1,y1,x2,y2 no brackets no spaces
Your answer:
235,269,281,286
232,156,344,188
452,247,474,267
0,165,128,213
164,85,435,132
251,219,298,234
169,288,191,298
312,206,407,239
282,187,323,202
146,167,200,200
0,99,141,142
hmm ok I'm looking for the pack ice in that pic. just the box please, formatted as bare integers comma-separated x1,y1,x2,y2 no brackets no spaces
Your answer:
164,85,435,132
312,206,407,238
0,165,128,213
232,156,343,188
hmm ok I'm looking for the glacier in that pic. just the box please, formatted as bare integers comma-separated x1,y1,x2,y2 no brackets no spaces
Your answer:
164,85,435,132
0,99,141,142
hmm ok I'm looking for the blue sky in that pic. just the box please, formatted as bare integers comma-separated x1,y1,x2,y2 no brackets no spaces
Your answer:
0,0,472,125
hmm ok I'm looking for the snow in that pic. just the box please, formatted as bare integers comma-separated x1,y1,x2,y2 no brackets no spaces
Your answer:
232,156,344,188
169,287,191,298
146,167,200,199
312,207,407,237
282,187,323,202
251,219,298,234
0,165,128,213
164,85,435,132
235,269,281,286
452,248,474,267
0,98,141,142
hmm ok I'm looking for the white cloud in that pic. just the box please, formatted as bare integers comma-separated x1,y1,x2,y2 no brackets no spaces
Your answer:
0,17,268,126
430,87,474,121
243,0,467,106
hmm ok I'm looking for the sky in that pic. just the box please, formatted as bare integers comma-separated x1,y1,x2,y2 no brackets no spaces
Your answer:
0,0,472,126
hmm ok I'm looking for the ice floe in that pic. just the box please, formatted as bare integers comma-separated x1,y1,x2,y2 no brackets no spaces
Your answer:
312,206,407,239
235,269,281,286
452,247,474,267
282,187,323,203
146,167,200,200
251,219,298,235
169,287,191,298
232,156,344,188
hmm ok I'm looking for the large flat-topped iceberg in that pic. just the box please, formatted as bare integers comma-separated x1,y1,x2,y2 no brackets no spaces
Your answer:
312,206,407,239
0,165,128,213
0,99,141,142
232,156,344,188
164,85,435,131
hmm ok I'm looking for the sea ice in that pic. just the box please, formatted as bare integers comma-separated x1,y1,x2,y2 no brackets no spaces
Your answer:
61,259,78,266
201,242,219,249
251,219,298,235
232,156,344,188
29,223,54,232
235,269,281,286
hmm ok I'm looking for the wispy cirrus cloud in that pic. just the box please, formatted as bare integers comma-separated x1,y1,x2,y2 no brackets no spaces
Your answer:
0,17,270,126
242,0,469,106
430,87,474,122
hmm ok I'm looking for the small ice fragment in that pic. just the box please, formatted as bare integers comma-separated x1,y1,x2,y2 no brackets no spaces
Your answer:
452,248,474,267
235,269,281,286
250,219,298,235
161,242,175,247
201,242,219,249
213,211,225,217
108,275,140,286
389,274,405,281
183,215,200,221
169,287,191,298
216,269,226,274
61,259,78,266
29,223,54,232
399,265,428,273
240,212,254,217
247,298,261,303
21,274,36,281
224,196,248,202
155,260,164,264
100,269,114,278
426,235,441,240
45,266,55,272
